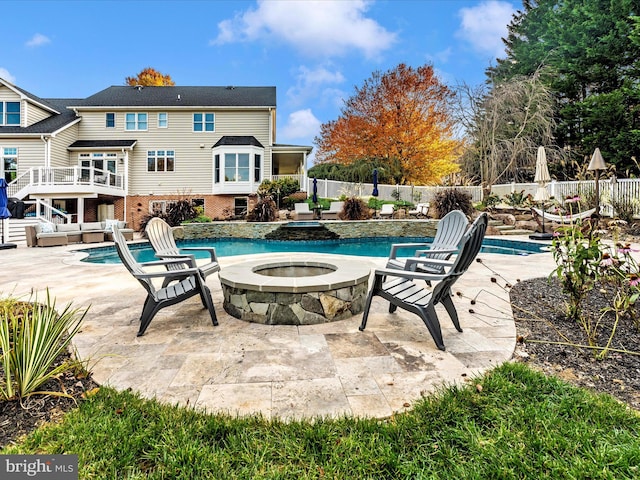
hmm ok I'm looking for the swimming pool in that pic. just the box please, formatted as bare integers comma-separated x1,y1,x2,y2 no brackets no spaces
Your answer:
80,236,548,264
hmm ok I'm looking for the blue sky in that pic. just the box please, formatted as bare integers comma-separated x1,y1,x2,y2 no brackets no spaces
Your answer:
1,0,520,161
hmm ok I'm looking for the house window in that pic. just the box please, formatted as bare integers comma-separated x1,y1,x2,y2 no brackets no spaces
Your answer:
224,153,250,182
78,152,117,182
149,200,176,214
0,102,20,126
1,147,18,182
234,197,248,217
214,154,220,183
254,154,261,182
106,113,115,128
125,112,147,131
193,113,214,132
158,112,168,128
147,150,175,172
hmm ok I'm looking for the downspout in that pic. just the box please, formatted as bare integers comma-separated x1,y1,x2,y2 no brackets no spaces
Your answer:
40,135,51,167
122,148,128,224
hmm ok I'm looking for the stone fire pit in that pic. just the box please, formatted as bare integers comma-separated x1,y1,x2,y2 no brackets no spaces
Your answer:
219,254,371,325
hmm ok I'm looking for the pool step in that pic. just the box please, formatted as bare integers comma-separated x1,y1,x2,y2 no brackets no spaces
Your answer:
492,223,535,236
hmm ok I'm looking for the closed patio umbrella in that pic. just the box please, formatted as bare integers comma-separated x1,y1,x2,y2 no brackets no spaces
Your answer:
0,178,17,249
530,147,553,240
312,177,318,204
372,169,379,197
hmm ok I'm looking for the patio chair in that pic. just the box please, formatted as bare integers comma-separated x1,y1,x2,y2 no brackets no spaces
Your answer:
359,213,487,351
292,202,314,220
111,226,218,336
379,204,395,219
145,217,220,287
408,203,429,217
386,210,469,275
321,201,344,220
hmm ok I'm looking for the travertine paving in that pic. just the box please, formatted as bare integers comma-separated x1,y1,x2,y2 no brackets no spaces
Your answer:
0,239,556,420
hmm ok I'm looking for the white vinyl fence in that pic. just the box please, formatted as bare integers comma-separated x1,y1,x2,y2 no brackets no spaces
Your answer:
306,178,483,204
491,179,640,218
306,178,640,218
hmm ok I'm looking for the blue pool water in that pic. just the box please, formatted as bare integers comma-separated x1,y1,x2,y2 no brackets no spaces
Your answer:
81,236,548,264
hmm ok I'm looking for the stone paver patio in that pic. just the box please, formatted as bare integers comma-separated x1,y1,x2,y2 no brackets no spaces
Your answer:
0,239,556,420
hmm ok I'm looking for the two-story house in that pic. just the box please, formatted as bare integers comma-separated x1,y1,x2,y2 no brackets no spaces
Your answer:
0,78,312,228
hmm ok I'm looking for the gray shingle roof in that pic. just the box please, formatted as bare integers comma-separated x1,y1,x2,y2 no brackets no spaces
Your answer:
213,136,264,148
75,86,276,108
0,98,81,135
68,140,137,149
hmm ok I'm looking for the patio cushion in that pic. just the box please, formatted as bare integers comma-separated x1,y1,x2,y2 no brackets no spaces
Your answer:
81,222,103,231
39,223,55,234
104,219,119,232
56,223,80,233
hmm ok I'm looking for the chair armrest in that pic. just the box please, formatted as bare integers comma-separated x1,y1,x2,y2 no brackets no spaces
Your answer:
139,258,195,269
373,267,446,283
135,267,202,280
404,256,454,273
154,252,197,262
414,247,458,256
180,246,218,262
389,242,432,259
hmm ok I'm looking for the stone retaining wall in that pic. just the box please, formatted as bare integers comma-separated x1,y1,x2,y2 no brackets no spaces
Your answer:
178,219,438,240
223,283,368,325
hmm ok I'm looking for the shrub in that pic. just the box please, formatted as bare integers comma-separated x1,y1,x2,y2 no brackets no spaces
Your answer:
247,196,278,222
433,188,474,218
258,178,300,209
611,198,636,223
0,291,87,401
166,199,197,226
339,197,371,220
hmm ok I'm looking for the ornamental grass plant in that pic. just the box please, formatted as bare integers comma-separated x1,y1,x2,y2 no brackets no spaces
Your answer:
0,291,87,401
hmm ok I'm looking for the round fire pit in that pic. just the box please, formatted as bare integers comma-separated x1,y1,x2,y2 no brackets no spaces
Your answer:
219,254,371,325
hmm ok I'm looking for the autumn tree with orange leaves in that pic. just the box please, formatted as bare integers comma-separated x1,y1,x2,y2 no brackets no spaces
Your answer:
125,67,175,86
314,63,461,185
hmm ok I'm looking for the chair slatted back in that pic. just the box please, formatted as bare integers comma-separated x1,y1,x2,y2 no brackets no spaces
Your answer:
426,210,469,261
112,226,155,295
430,213,487,305
146,218,184,272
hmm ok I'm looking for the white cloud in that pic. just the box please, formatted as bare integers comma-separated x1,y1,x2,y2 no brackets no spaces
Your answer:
210,0,396,58
287,65,345,106
26,33,51,48
457,1,515,58
280,109,321,140
0,68,16,84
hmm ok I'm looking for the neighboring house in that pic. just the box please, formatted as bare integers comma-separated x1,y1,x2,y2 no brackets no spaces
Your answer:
0,78,312,227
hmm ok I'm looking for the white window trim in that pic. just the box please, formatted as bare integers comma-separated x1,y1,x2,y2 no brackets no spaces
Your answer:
158,112,168,128
213,146,263,184
193,112,215,132
147,149,175,173
125,112,148,131
0,101,21,126
106,112,115,128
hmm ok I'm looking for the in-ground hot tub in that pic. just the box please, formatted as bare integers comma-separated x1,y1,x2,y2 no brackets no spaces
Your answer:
219,254,371,325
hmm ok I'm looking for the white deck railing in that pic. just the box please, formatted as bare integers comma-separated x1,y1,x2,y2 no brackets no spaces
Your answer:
8,166,125,198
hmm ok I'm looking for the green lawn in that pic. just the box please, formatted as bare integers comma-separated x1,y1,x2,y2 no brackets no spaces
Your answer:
3,362,639,479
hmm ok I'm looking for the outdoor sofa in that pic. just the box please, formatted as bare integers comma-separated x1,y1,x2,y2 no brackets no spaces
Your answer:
25,220,134,247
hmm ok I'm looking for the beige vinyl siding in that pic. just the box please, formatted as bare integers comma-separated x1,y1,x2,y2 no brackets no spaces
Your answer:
0,86,20,102
76,108,272,195
50,123,79,167
0,139,45,177
25,102,52,126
